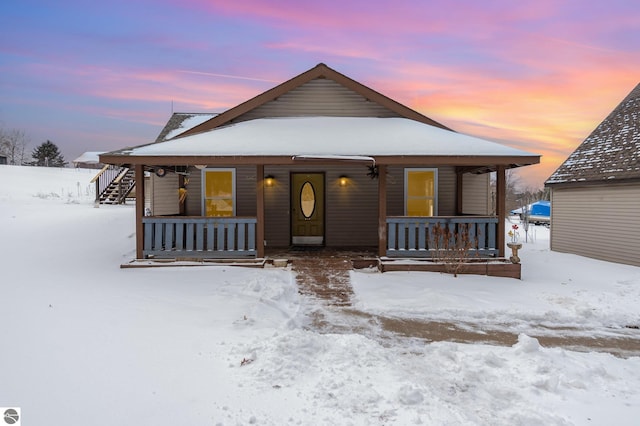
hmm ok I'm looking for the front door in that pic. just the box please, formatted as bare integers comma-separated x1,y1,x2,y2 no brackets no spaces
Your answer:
291,173,324,245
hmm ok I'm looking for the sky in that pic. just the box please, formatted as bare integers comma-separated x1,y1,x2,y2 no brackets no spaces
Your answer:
1,0,639,189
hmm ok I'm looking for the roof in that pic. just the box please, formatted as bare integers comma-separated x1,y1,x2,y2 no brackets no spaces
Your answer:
114,116,538,164
101,63,540,169
72,151,104,164
546,83,640,186
154,112,218,142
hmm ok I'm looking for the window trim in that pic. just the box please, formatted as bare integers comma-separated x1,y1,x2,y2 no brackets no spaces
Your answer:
404,168,438,216
201,168,236,216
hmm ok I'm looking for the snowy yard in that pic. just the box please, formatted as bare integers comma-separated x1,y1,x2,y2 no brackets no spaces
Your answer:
1,165,639,425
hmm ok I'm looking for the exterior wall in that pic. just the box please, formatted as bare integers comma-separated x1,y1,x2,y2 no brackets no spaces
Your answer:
462,173,490,215
176,164,489,248
150,173,179,215
184,167,201,215
550,183,640,266
144,176,151,212
263,164,379,248
235,79,402,122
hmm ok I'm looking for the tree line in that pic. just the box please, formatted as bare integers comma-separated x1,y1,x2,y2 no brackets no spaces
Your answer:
0,125,67,167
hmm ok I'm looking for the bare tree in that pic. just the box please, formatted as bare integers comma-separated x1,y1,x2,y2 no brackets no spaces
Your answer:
0,127,29,165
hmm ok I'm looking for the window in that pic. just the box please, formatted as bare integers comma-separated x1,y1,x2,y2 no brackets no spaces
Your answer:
405,168,437,216
202,168,235,216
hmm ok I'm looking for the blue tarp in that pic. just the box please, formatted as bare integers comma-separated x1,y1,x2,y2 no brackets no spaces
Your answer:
510,200,551,217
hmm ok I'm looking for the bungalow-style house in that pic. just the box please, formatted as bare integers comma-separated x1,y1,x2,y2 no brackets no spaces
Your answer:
100,63,540,276
545,82,640,267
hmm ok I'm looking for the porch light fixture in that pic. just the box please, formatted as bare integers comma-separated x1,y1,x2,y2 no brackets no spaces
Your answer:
339,175,348,187
155,167,167,177
195,165,207,170
264,175,275,187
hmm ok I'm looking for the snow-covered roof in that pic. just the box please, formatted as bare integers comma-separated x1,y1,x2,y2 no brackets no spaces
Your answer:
154,112,218,143
546,82,640,185
73,151,104,164
126,117,537,158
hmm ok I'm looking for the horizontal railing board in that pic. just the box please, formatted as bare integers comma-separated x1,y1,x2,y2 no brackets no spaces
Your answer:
386,216,499,258
142,216,257,259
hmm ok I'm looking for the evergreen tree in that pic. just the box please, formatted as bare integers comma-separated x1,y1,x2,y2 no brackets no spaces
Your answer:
29,140,67,167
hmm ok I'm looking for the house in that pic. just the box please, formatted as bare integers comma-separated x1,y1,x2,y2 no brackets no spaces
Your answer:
545,82,640,267
73,151,105,169
100,63,540,276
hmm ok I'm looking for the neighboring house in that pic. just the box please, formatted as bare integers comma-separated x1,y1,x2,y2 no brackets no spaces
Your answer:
73,151,105,169
101,63,540,274
546,83,640,267
154,112,218,143
0,154,7,165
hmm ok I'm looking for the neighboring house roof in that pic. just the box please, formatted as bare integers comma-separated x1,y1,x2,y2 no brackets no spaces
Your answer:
154,112,218,142
546,82,640,186
73,151,104,165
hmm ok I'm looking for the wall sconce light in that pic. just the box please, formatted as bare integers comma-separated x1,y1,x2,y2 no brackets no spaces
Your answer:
339,175,348,187
155,167,167,177
265,175,275,187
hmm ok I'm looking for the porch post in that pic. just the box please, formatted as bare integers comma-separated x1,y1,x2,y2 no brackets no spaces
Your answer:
377,164,387,257
135,163,145,259
496,165,506,258
256,164,265,258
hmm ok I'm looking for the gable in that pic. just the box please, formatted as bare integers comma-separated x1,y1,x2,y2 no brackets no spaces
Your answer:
178,63,449,138
546,82,640,186
232,78,402,123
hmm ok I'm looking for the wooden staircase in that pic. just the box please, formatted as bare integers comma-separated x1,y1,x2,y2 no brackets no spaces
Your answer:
91,166,136,205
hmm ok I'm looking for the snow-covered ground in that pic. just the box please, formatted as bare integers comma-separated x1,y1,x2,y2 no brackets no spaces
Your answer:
1,164,639,425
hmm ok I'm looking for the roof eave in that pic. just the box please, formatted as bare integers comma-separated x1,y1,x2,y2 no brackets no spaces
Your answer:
98,153,540,169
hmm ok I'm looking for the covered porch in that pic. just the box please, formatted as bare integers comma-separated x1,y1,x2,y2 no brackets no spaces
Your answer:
125,160,518,277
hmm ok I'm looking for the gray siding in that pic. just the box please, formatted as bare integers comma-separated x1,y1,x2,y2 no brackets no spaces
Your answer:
551,184,640,266
236,79,402,122
263,164,379,248
462,173,490,215
185,167,201,216
438,167,457,215
150,174,179,215
235,166,257,216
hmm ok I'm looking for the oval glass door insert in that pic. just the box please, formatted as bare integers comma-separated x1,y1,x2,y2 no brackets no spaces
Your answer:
300,181,316,218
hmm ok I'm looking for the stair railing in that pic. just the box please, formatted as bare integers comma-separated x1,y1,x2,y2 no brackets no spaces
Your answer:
113,168,135,204
90,165,129,204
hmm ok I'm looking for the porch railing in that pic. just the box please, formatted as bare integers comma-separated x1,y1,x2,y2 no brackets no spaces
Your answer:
142,216,257,259
386,216,499,258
